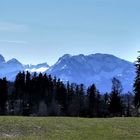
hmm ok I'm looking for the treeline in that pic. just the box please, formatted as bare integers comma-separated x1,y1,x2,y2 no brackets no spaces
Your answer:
0,72,135,117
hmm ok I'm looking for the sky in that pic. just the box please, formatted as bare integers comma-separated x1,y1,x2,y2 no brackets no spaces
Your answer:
0,0,140,65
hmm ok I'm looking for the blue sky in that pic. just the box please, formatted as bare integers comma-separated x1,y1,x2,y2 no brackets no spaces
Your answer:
0,0,140,65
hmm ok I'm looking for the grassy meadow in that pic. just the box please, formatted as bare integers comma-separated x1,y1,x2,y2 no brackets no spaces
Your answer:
0,117,140,140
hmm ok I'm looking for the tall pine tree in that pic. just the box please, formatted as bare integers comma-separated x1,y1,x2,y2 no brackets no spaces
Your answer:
87,84,97,117
109,77,123,116
0,78,8,115
134,52,140,114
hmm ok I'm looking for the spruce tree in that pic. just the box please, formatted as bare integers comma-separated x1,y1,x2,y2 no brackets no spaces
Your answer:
134,52,140,113
109,77,123,116
87,84,101,117
87,84,97,117
0,78,8,115
24,71,31,115
14,72,26,115
78,84,85,116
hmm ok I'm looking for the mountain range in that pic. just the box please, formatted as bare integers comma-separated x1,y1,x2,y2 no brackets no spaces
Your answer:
0,53,135,92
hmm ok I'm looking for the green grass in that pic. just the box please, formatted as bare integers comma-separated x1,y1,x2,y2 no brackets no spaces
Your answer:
0,117,140,140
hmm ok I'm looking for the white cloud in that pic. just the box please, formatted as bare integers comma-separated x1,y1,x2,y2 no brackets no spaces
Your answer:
0,22,29,32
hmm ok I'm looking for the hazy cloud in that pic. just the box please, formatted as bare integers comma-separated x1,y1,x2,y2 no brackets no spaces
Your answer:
0,22,29,32
0,40,28,44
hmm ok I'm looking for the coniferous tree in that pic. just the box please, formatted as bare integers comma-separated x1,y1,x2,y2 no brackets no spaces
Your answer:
87,84,101,117
0,78,8,115
96,91,102,117
78,84,85,116
122,92,133,117
87,84,97,117
67,83,77,116
102,93,110,117
55,79,67,115
14,72,26,115
134,52,140,114
30,72,39,114
23,71,31,115
109,77,123,116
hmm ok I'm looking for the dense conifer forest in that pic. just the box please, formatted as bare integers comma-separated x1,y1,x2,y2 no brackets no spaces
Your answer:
0,54,139,117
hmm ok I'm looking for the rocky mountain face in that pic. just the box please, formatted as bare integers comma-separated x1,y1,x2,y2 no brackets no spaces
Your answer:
47,54,135,92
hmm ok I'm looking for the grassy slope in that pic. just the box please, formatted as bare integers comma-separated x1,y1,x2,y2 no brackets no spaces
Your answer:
0,117,140,140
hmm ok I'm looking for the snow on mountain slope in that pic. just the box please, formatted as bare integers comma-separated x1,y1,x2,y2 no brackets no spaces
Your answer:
47,53,135,92
25,63,49,73
26,67,49,73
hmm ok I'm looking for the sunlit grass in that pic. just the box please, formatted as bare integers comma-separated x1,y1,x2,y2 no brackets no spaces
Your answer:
0,117,140,140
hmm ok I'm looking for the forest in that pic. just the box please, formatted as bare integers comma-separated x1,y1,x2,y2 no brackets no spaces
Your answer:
0,54,139,117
